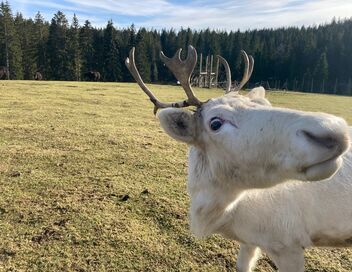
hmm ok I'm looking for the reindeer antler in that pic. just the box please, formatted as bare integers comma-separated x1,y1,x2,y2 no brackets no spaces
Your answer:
125,46,249,112
235,50,254,92
125,46,201,114
160,46,201,106
217,50,254,93
217,55,232,93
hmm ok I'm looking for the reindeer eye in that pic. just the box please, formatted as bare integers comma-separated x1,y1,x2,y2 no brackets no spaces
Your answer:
209,118,223,131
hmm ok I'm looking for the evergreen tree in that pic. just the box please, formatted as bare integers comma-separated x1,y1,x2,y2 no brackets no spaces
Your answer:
79,20,95,75
314,52,329,81
46,11,69,80
1,0,352,95
0,1,22,79
34,12,48,77
92,29,104,78
67,14,81,80
102,20,121,82
14,12,36,79
119,24,136,82
135,28,151,82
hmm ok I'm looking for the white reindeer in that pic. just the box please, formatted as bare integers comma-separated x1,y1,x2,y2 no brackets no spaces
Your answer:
125,46,351,272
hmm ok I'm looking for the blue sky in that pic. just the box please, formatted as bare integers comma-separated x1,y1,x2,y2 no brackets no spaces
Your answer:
8,0,352,30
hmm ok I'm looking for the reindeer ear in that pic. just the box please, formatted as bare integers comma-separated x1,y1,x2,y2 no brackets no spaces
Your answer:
157,108,197,144
247,86,272,106
247,86,266,99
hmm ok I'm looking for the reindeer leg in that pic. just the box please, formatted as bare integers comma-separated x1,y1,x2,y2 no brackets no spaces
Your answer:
236,244,261,272
267,247,304,272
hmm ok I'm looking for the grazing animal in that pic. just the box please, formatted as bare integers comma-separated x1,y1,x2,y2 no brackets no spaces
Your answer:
125,46,351,272
34,72,43,80
84,71,101,82
0,66,9,80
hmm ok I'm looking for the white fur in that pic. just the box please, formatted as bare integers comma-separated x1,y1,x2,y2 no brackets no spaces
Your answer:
158,89,351,271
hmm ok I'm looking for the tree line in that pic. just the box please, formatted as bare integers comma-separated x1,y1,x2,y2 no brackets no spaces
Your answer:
1,1,352,95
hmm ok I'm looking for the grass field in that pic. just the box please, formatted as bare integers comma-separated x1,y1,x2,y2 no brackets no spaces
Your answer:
0,81,351,271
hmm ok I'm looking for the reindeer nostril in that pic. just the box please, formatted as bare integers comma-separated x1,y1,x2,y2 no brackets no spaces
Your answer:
301,130,339,150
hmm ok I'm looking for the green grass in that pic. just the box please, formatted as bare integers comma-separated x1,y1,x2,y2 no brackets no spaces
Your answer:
0,81,351,271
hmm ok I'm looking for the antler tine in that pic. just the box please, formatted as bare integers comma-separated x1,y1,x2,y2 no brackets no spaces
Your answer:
160,45,202,106
125,47,191,114
217,55,232,93
248,55,254,80
232,50,254,92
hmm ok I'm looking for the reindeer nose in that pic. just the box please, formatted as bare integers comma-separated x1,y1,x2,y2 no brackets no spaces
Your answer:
300,130,339,150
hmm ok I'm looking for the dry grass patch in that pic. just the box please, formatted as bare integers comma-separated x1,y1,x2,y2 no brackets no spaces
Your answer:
0,81,351,271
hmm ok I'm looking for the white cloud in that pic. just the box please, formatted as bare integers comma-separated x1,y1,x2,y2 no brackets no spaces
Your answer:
139,0,352,30
8,0,352,30
64,0,172,17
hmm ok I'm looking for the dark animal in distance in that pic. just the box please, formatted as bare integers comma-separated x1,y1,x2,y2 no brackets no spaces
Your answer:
0,66,9,80
84,71,101,81
34,72,43,80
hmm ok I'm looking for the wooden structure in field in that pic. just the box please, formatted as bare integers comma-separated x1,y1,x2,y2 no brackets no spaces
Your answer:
192,54,220,88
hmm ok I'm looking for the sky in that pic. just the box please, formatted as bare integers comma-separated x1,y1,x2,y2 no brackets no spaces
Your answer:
7,0,352,31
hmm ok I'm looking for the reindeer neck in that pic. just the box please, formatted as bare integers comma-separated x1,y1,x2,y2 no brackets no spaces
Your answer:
187,147,245,237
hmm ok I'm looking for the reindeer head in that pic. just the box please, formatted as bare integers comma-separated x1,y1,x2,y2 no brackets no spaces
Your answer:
126,46,350,188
